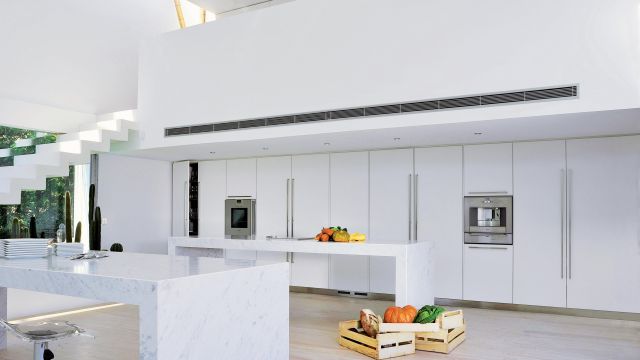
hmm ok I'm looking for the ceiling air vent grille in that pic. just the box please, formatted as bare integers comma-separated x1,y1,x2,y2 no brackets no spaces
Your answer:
365,105,401,116
164,85,578,137
330,108,365,119
401,101,438,113
295,112,327,123
266,116,294,126
238,119,266,129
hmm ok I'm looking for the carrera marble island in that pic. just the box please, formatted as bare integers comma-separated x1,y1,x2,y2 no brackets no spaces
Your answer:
169,237,435,307
0,253,289,360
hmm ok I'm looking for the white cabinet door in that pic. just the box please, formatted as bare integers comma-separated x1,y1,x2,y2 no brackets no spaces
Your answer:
464,143,513,195
463,244,513,303
172,161,189,236
226,158,257,197
415,146,463,300
198,160,227,238
369,149,414,294
566,136,640,313
329,152,369,293
513,141,567,307
291,154,330,288
256,156,291,263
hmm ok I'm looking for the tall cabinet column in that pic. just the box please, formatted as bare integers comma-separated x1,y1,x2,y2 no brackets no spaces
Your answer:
369,149,414,294
329,152,370,293
415,146,463,300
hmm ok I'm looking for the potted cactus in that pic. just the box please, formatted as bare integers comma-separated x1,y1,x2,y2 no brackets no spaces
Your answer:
29,216,37,238
88,184,102,251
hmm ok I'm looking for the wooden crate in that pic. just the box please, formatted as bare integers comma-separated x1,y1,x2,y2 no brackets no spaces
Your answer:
415,323,466,353
338,320,415,359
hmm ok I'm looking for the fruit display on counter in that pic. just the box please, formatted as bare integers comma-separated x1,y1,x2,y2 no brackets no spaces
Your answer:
315,226,366,242
383,305,418,323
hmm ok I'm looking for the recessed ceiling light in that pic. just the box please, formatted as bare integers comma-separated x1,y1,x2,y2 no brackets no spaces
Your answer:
474,132,483,135
323,142,331,146
209,151,216,155
393,137,401,141
262,147,269,151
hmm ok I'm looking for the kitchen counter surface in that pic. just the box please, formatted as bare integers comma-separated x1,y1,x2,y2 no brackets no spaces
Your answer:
169,236,430,257
169,236,434,306
0,252,289,360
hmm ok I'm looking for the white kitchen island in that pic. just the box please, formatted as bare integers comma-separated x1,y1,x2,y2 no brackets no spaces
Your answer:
169,237,434,307
0,253,289,360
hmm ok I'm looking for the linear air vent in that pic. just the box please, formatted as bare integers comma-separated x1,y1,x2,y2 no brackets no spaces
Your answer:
164,85,578,137
401,101,438,113
238,119,266,129
365,105,401,116
190,124,214,134
214,122,239,131
330,108,365,119
481,92,525,105
266,116,294,126
295,112,327,123
439,96,481,109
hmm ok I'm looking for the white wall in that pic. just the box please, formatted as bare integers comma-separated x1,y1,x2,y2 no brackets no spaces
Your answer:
0,98,95,133
137,0,640,150
0,0,176,115
98,154,172,254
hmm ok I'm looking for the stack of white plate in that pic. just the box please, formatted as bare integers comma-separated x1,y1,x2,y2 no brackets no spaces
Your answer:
55,242,85,257
0,238,49,259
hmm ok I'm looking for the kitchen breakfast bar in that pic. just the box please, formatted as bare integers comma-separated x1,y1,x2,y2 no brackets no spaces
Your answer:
169,237,435,306
0,253,289,360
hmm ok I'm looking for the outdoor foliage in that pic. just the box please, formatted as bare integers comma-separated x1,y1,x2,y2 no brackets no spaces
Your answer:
0,126,73,238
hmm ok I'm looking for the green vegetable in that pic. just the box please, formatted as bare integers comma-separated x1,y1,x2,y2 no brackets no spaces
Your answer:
414,305,446,324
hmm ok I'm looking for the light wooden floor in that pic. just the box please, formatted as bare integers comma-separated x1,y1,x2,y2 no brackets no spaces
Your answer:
0,293,638,359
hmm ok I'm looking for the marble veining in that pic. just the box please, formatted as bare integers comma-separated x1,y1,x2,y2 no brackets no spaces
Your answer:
0,253,290,360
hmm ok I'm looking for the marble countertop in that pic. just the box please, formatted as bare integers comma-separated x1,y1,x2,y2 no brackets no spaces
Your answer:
169,236,431,257
0,252,281,283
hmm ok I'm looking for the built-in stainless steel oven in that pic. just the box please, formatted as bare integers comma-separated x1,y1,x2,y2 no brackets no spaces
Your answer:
225,198,256,239
464,196,512,245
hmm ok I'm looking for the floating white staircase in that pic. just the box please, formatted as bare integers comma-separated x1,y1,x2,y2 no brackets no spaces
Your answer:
0,118,137,205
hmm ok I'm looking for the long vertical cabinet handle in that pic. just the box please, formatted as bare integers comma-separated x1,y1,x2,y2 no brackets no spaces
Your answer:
414,174,418,243
408,174,412,242
291,178,295,238
560,169,565,279
286,179,290,238
184,181,189,236
567,169,573,279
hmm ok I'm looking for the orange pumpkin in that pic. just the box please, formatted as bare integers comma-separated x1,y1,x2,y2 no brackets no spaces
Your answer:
383,305,417,323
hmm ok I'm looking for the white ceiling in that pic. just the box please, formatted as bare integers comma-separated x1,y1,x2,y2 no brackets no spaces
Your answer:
0,1,177,115
119,108,640,162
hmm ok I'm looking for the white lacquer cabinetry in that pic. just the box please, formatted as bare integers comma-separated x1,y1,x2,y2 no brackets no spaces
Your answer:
290,154,330,288
464,143,513,195
329,152,370,293
415,146,463,300
172,161,190,236
513,141,567,307
463,244,513,303
198,160,227,238
226,158,257,197
256,156,291,263
566,136,640,313
369,149,414,294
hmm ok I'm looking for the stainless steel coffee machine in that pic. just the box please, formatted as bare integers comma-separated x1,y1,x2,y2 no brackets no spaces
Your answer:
464,196,513,245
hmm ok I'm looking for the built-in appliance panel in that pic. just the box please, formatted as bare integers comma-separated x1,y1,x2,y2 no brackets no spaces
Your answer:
225,198,256,238
464,196,512,234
